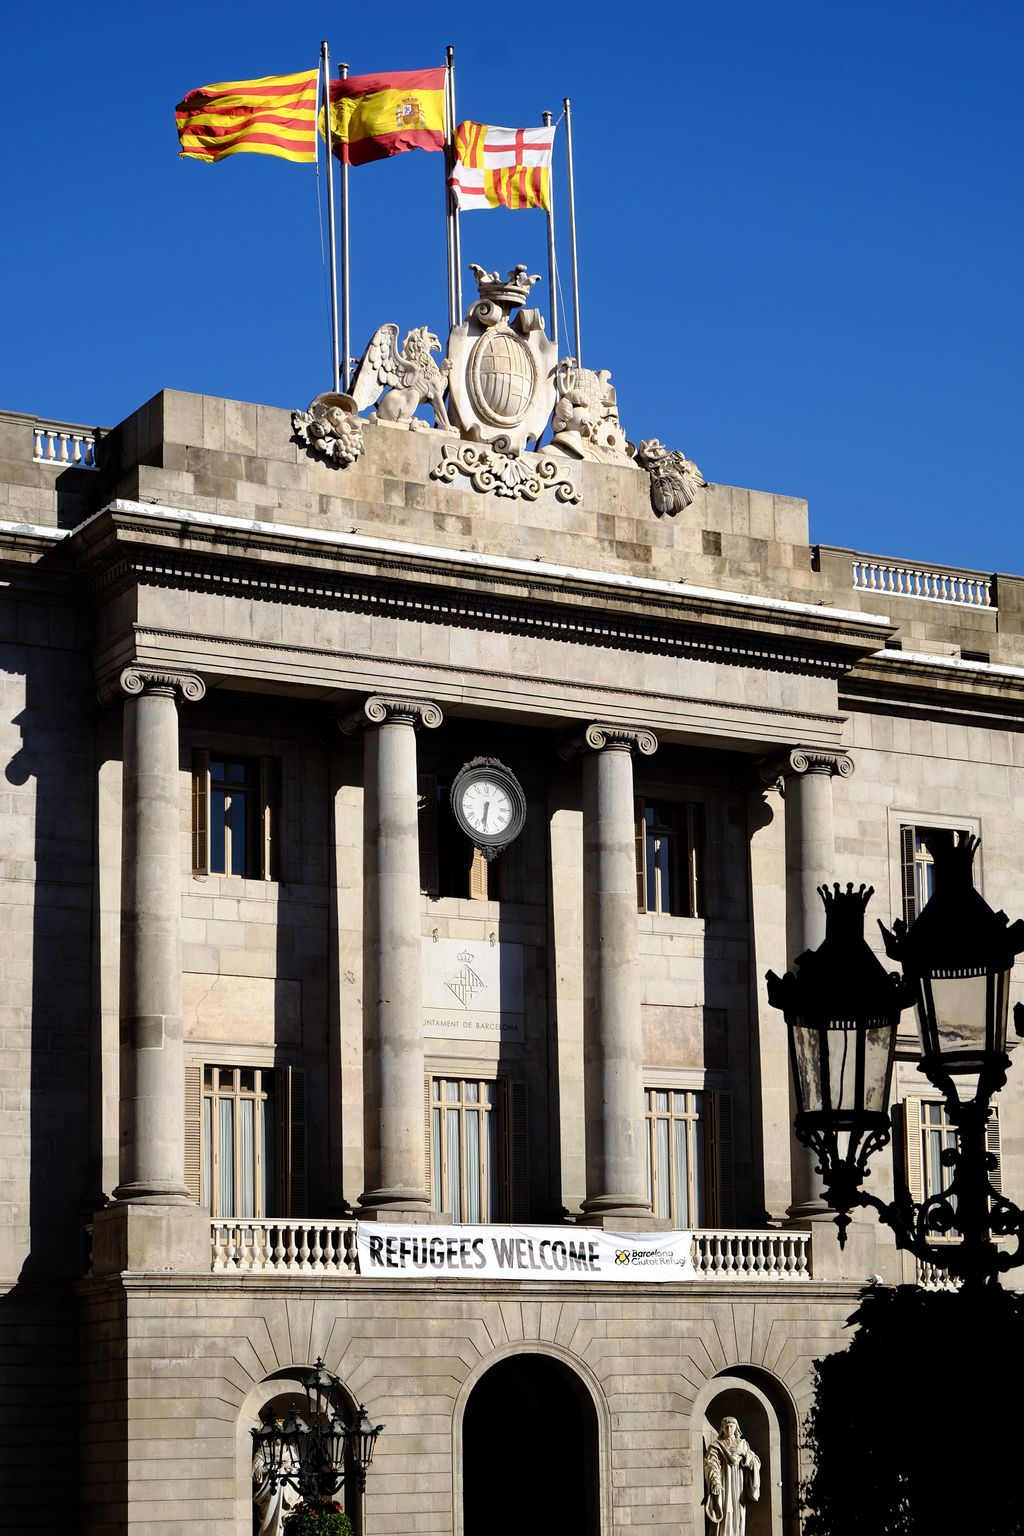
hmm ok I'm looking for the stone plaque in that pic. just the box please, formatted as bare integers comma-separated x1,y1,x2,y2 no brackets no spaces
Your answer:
423,938,525,1043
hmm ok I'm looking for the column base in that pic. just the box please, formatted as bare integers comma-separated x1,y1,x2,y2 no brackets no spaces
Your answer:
112,1182,192,1204
578,1195,664,1231
358,1188,437,1221
90,1200,210,1277
785,1198,832,1224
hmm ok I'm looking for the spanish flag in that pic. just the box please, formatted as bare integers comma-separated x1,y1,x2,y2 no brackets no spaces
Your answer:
322,68,446,166
176,69,320,164
450,121,554,211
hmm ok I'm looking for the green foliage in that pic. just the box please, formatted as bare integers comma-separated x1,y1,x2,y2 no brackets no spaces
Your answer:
282,1504,354,1536
802,1283,1024,1536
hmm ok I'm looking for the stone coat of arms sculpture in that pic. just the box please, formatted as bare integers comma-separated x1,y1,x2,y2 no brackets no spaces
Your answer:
292,258,706,514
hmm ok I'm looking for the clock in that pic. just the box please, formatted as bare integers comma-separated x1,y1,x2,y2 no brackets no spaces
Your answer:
450,757,527,861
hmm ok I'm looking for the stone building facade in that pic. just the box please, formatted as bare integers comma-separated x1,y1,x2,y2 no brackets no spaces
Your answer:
1,381,1022,1536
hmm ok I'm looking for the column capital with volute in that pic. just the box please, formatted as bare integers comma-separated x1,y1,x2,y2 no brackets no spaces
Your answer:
759,745,854,792
338,695,443,734
99,666,206,707
558,722,659,761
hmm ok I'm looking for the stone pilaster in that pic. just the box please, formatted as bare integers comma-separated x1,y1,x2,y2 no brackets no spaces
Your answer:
341,696,442,1216
562,724,658,1226
109,667,205,1203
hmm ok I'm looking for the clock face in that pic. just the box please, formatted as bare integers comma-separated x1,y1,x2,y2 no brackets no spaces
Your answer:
450,758,526,856
460,778,514,836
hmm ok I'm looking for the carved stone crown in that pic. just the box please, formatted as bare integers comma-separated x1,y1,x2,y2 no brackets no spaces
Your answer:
471,263,540,309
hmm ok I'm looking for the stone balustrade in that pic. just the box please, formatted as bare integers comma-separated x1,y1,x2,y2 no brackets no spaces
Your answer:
32,421,99,469
210,1221,813,1279
851,557,992,608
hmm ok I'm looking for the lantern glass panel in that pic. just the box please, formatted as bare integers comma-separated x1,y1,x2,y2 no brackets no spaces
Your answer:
824,1024,860,1114
789,1023,821,1117
861,1022,897,1113
921,970,989,1060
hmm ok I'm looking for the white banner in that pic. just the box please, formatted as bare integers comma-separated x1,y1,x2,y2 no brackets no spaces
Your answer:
355,1223,697,1282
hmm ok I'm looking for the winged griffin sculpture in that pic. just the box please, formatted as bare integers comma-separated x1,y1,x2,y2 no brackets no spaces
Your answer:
292,324,451,468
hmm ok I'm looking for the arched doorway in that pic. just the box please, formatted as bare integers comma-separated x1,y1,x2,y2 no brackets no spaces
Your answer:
463,1354,599,1536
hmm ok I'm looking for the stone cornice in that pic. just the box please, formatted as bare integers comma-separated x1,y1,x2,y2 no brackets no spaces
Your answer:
559,723,659,761
67,501,890,677
338,695,443,734
97,666,206,707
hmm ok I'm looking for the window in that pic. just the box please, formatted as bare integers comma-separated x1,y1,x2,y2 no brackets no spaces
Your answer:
901,1096,1001,1240
635,800,705,917
426,1076,528,1221
644,1087,734,1227
185,1062,305,1216
899,825,969,924
192,750,277,879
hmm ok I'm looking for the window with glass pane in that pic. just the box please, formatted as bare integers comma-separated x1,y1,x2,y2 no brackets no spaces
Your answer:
900,826,970,924
193,751,277,879
644,1088,706,1226
201,1066,276,1218
430,1077,500,1222
636,801,704,917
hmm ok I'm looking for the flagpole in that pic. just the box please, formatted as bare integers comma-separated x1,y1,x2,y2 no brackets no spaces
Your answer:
445,46,462,325
563,96,582,366
321,41,341,390
542,110,558,352
338,59,351,390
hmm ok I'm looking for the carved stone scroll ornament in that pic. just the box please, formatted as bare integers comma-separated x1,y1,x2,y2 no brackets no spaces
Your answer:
98,667,207,706
757,746,855,797
635,438,708,517
431,442,579,504
548,359,635,466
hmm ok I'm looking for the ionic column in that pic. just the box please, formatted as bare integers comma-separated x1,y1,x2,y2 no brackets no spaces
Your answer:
110,667,205,1202
770,746,855,1216
342,696,442,1215
562,723,658,1223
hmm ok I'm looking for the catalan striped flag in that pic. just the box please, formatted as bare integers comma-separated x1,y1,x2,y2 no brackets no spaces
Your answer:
176,69,320,164
322,68,446,166
450,122,555,212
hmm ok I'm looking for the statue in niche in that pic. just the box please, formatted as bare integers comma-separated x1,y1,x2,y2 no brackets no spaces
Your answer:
704,1415,761,1536
252,1422,302,1536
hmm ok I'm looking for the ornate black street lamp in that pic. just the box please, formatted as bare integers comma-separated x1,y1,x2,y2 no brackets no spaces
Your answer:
253,1359,384,1506
767,834,1024,1291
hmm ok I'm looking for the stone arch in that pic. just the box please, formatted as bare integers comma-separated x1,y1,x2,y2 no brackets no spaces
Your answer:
235,1365,362,1536
691,1368,800,1536
454,1342,611,1536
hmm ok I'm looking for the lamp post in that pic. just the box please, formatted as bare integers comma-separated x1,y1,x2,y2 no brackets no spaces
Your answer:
253,1359,384,1508
767,833,1024,1292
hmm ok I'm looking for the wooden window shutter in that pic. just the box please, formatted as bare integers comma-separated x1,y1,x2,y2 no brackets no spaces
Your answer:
424,1076,434,1208
900,826,917,924
417,775,439,895
986,1108,1002,1196
279,1066,307,1217
635,799,647,912
192,749,210,875
706,1090,736,1226
469,847,490,902
184,1061,203,1204
902,1096,925,1205
260,756,279,880
501,1080,530,1221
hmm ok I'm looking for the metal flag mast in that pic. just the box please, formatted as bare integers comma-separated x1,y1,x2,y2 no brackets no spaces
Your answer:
542,110,558,352
320,40,341,390
444,45,463,328
563,96,582,365
338,60,351,389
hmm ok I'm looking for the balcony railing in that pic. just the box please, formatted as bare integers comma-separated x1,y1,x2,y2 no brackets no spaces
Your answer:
851,558,992,608
32,421,99,470
210,1220,812,1279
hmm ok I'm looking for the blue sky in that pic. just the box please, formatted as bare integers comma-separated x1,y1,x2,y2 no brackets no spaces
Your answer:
3,2,1021,572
